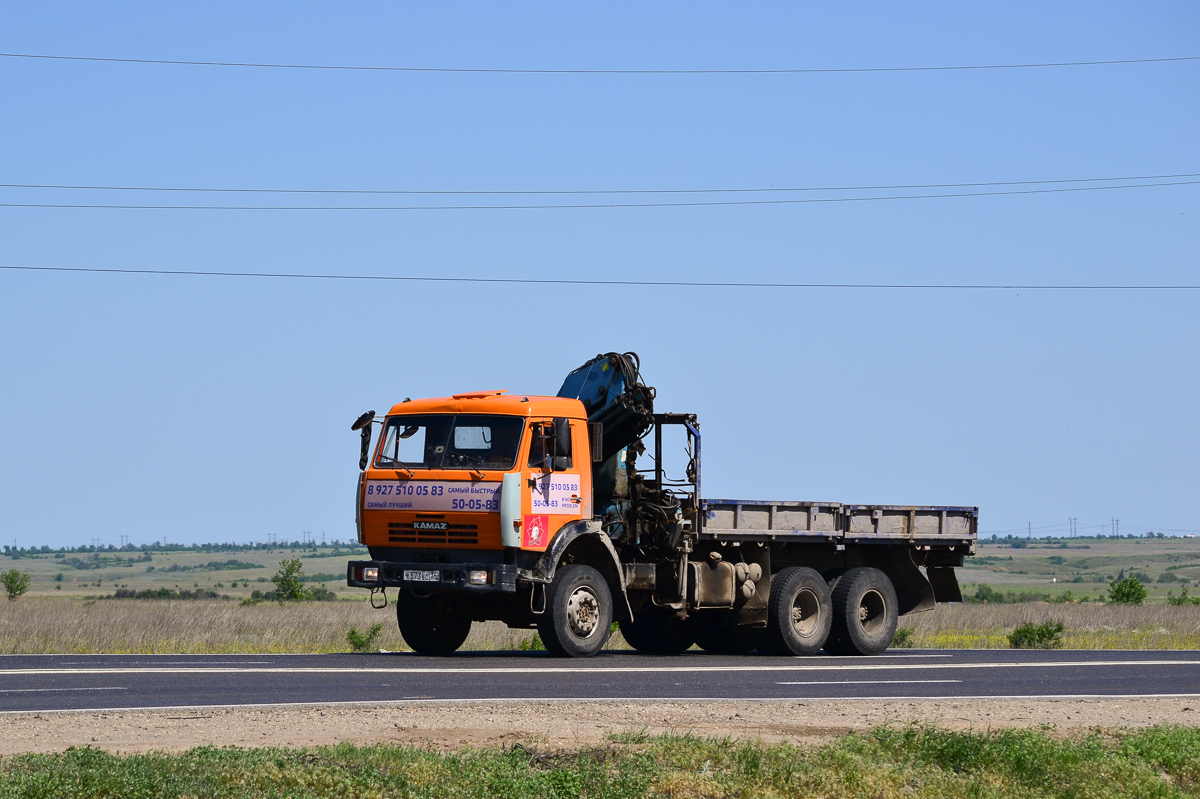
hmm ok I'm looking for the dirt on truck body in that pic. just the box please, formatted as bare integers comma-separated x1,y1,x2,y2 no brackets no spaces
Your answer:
347,352,977,658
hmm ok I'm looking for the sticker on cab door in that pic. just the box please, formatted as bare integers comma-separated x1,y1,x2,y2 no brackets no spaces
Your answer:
529,473,583,515
522,514,549,548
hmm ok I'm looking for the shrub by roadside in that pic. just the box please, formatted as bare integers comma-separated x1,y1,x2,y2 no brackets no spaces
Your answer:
1008,620,1065,649
346,622,384,652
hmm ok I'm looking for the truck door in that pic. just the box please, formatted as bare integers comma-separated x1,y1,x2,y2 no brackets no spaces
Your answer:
521,418,585,550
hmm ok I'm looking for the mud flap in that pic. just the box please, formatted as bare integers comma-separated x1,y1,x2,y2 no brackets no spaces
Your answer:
890,548,937,615
927,566,963,603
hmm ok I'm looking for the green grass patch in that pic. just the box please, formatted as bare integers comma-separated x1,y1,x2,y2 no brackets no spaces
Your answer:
5,726,1200,798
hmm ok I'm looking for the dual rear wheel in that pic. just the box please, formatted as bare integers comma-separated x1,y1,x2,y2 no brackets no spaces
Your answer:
825,567,900,656
692,566,899,657
760,567,834,655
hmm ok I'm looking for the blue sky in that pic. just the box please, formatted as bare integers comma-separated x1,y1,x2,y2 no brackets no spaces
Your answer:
1,2,1197,547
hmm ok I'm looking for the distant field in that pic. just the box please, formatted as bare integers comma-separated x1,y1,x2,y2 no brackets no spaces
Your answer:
0,543,364,601
961,535,1200,603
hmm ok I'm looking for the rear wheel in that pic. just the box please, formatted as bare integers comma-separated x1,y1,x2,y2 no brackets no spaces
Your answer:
761,567,832,656
396,590,471,655
538,565,613,658
619,607,695,654
825,567,898,656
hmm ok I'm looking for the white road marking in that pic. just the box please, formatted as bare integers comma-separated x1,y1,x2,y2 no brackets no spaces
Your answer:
56,661,272,668
776,679,961,685
0,659,1196,676
0,687,126,693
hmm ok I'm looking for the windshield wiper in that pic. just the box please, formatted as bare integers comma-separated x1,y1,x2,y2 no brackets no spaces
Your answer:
446,451,489,479
379,457,416,478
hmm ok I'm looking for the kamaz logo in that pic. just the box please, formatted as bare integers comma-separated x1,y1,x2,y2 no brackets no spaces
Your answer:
413,521,448,531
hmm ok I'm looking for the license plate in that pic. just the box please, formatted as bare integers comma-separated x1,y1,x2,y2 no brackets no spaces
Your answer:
403,569,441,583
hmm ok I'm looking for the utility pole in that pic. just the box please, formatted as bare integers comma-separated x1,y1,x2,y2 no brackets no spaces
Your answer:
1027,522,1031,539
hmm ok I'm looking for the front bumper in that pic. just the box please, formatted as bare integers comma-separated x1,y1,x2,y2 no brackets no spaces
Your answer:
347,560,519,593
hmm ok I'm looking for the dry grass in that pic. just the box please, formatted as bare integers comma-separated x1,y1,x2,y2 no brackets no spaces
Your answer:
0,598,559,655
902,602,1200,649
4,597,1200,654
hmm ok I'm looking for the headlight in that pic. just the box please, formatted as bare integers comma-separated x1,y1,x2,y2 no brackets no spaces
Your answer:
362,567,380,581
468,570,489,585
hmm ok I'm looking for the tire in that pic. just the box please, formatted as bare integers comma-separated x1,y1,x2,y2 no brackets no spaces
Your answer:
619,608,695,655
825,567,899,656
692,613,760,655
761,567,833,656
537,565,613,658
396,590,471,655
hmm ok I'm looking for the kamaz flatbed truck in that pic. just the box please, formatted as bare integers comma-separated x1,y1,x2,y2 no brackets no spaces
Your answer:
347,352,976,657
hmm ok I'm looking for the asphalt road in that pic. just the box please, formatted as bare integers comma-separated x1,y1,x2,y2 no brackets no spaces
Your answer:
3,649,1200,713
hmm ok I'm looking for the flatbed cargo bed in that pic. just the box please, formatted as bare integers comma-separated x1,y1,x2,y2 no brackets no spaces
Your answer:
701,499,977,550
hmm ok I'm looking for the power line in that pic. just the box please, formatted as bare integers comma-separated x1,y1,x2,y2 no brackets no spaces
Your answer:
2,264,1196,291
2,172,1196,197
1,179,1196,211
1,52,1196,75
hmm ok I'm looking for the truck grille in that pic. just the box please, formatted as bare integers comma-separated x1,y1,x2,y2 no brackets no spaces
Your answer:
388,515,478,545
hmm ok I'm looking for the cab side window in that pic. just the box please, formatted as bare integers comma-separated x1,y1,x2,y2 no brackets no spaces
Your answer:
527,418,573,469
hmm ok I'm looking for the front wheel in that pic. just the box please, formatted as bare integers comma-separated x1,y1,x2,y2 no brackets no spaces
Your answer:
825,567,899,656
538,565,613,658
396,590,471,655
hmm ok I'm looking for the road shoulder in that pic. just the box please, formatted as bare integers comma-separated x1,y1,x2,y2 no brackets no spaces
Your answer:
2,698,1198,754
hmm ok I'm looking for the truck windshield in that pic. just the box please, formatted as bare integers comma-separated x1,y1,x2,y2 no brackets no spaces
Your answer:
375,415,524,471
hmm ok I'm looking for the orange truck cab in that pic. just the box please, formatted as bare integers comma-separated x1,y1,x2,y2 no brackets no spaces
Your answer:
347,389,624,657
347,352,977,658
353,391,596,580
